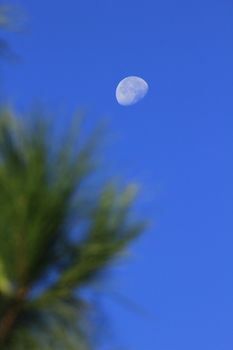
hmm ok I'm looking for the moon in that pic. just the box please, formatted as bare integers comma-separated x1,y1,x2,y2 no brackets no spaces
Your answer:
116,76,149,106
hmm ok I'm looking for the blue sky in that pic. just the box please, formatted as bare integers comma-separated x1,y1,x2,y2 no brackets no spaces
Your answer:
1,0,233,349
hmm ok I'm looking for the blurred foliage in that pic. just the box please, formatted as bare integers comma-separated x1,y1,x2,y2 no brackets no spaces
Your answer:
0,109,146,349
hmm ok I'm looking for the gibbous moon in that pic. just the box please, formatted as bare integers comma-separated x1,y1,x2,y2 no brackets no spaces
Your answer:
116,76,149,106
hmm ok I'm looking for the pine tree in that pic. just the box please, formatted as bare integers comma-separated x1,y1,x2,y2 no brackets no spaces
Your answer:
0,109,146,349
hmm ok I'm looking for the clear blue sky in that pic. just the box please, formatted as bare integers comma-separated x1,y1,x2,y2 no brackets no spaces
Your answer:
2,0,233,349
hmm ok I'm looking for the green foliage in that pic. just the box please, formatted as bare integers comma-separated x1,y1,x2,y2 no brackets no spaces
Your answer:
0,109,146,349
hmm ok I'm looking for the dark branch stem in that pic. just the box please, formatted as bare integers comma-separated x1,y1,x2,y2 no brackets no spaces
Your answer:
0,288,27,347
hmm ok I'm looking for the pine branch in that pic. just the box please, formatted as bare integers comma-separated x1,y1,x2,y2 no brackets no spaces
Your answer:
0,288,28,346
